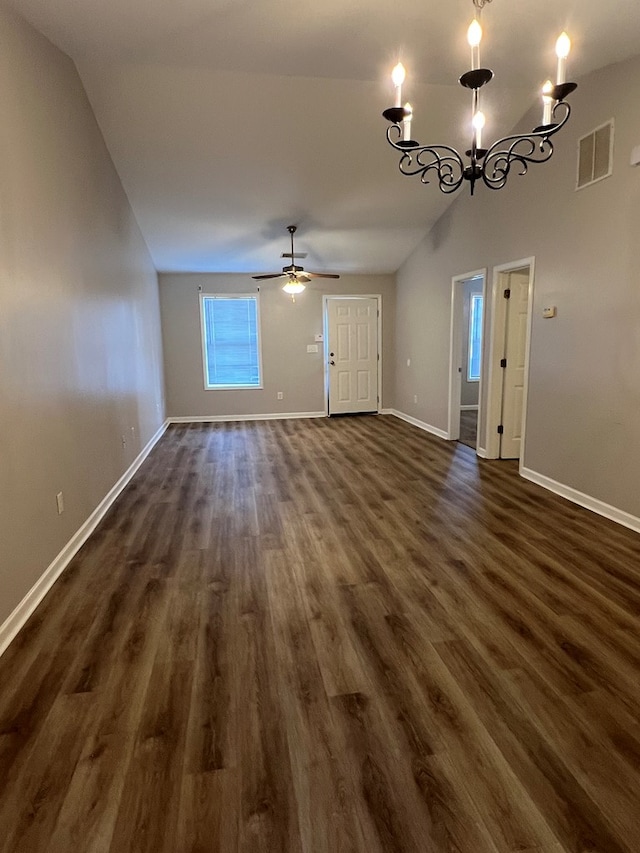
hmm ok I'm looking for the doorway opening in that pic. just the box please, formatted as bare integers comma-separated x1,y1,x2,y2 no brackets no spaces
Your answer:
448,269,487,452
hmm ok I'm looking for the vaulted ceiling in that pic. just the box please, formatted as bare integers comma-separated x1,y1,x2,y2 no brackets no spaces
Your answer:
9,0,640,274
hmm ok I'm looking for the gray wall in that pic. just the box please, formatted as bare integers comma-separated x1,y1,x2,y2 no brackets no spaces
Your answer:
159,273,395,418
393,53,640,518
0,7,165,627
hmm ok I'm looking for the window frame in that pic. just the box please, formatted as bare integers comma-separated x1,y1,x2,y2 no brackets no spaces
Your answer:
467,292,483,382
199,292,264,391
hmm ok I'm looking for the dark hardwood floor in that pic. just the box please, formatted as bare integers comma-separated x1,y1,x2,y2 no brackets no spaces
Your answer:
1,415,640,852
459,408,478,448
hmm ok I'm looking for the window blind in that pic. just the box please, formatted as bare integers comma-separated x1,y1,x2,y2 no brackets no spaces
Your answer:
201,295,261,388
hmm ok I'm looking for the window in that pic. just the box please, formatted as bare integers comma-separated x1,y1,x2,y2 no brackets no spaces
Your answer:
199,294,262,389
467,293,483,381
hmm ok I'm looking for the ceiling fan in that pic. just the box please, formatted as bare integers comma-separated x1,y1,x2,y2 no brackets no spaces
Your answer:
252,225,340,299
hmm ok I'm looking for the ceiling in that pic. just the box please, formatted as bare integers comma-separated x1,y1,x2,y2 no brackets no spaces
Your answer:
8,0,640,275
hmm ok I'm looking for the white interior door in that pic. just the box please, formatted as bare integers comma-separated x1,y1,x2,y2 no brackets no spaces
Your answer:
326,297,379,415
500,270,530,458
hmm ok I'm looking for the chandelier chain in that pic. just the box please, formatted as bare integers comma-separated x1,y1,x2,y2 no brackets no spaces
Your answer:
473,0,492,9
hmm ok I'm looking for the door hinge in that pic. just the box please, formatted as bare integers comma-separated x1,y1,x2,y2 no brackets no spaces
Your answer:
503,288,511,299
497,424,504,434
500,358,507,368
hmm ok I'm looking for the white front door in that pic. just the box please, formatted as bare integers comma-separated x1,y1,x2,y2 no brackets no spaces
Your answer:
500,269,530,458
326,297,379,416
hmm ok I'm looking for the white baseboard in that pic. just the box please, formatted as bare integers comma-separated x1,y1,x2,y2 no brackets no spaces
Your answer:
0,420,169,660
389,409,449,441
476,446,488,459
520,466,640,535
168,411,326,424
460,405,479,411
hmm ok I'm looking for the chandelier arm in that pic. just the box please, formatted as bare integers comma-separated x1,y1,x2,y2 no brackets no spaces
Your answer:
481,101,571,190
386,126,465,193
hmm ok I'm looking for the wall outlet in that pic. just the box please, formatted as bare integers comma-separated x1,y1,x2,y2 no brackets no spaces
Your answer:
277,391,284,400
56,492,64,515
121,434,127,449
413,395,418,404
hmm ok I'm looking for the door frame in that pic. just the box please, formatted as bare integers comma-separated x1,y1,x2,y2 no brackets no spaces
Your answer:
448,268,487,451
322,294,382,417
484,257,536,463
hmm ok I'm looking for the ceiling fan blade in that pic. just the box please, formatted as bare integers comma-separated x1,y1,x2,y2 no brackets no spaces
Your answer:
305,272,341,279
252,273,286,280
295,274,311,283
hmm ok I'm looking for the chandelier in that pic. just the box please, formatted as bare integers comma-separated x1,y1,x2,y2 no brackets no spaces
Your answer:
382,0,577,194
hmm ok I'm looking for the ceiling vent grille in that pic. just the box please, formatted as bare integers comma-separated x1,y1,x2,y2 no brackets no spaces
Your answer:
576,120,614,190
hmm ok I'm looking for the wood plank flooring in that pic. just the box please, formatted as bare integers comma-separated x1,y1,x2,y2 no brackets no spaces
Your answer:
1,415,640,852
458,409,478,449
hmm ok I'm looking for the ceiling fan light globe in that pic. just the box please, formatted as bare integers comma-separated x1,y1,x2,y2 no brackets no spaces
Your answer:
282,281,306,295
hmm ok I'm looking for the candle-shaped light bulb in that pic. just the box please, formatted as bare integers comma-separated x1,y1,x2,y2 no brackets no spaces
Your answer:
541,79,553,125
392,62,406,107
403,102,413,141
467,19,483,70
472,110,485,148
555,32,571,84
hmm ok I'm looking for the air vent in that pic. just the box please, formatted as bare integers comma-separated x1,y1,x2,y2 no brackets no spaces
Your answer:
576,120,614,190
